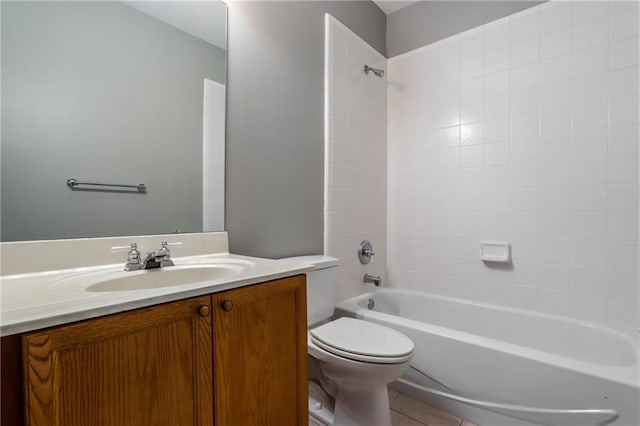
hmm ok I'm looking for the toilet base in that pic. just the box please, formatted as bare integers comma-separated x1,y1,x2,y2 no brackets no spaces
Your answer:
309,386,391,426
334,385,391,426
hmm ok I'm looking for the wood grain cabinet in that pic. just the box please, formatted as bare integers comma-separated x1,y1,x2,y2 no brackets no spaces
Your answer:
1,275,308,426
22,295,213,426
212,275,308,426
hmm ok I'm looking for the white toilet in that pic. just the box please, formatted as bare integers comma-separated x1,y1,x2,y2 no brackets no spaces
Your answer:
282,255,414,426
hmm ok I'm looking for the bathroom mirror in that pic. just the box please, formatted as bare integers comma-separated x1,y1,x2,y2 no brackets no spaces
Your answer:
1,0,227,242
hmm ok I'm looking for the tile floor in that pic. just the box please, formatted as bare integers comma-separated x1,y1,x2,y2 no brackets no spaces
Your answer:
308,388,477,426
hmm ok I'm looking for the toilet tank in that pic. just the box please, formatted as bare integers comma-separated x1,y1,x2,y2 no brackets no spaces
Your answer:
279,255,338,326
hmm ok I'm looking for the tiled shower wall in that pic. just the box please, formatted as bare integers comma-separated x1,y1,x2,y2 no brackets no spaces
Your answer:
387,1,639,333
325,15,387,301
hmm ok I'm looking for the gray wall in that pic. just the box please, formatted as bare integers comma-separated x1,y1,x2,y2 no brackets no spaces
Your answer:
1,1,226,241
387,1,545,57
225,2,386,258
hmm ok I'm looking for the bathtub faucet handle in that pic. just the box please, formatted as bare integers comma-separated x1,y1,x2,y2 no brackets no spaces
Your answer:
363,273,381,287
358,240,376,264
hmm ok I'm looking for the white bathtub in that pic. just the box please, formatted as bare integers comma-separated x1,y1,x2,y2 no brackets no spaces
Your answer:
335,290,640,426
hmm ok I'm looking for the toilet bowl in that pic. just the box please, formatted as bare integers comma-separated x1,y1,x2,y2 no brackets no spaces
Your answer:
280,255,414,426
308,317,414,426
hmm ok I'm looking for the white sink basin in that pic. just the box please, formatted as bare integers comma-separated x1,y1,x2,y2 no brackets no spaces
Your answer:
50,259,255,292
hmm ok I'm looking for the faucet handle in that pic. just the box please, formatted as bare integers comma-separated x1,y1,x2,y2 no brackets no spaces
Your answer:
112,242,142,262
121,243,143,271
127,243,141,262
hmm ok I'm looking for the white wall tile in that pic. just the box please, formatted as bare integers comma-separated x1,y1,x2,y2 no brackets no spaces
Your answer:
484,141,510,166
541,55,572,84
460,122,483,145
539,263,571,291
484,70,510,97
484,117,510,143
609,96,640,126
571,293,606,322
511,162,539,187
610,66,639,98
511,62,539,91
610,36,639,69
510,7,539,44
540,185,572,210
609,126,639,155
607,241,638,269
462,54,484,80
571,157,607,185
511,187,539,211
610,1,638,14
541,80,572,109
511,38,539,68
386,3,639,332
608,154,638,183
606,297,638,324
326,16,387,300
540,1,572,35
571,266,606,295
608,212,639,241
460,28,484,57
607,268,638,299
512,113,540,140
573,128,608,157
571,240,607,268
541,28,572,60
573,45,609,78
572,1,608,25
541,107,572,136
537,289,572,316
484,20,510,52
572,72,608,104
541,213,572,238
484,94,509,120
608,184,639,211
439,126,461,149
572,16,609,51
572,213,608,240
538,238,570,264
461,144,483,168
541,134,571,161
484,48,510,74
610,8,639,41
462,77,484,101
511,138,539,164
571,185,608,211
511,87,539,115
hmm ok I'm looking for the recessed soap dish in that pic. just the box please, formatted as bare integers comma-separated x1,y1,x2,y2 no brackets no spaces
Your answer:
480,241,511,263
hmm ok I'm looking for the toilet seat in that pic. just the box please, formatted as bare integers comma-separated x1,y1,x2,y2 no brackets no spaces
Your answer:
310,317,414,364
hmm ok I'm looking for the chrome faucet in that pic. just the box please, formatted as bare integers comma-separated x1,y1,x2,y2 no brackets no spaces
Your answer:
141,241,175,270
116,241,180,271
123,243,143,271
363,273,381,287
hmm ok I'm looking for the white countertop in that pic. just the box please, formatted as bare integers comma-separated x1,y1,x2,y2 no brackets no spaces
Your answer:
0,253,313,336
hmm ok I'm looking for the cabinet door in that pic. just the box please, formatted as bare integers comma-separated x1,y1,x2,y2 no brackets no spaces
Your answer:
213,275,308,426
22,296,213,426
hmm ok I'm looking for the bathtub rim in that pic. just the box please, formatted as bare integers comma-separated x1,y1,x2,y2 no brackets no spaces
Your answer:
335,289,639,389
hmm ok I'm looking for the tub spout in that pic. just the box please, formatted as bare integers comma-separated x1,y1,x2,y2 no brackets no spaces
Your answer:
363,274,381,287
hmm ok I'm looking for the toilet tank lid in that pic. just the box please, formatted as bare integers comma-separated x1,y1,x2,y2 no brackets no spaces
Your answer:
279,255,338,270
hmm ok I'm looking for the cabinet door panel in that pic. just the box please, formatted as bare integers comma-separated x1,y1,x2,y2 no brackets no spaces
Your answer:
23,296,213,426
213,275,308,426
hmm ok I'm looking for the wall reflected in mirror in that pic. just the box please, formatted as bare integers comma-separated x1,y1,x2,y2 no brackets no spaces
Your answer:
1,0,227,242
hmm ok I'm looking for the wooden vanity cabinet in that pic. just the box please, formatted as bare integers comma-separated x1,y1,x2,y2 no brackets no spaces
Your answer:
212,274,308,426
2,275,308,426
21,295,214,426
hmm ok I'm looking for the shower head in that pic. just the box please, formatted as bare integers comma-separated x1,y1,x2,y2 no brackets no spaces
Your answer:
364,65,384,78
